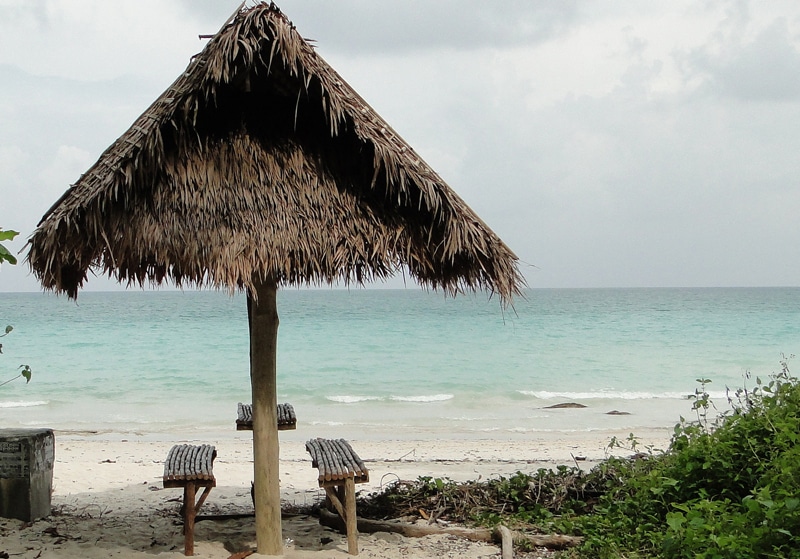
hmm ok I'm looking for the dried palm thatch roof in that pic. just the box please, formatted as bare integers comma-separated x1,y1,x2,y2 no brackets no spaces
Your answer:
27,2,524,302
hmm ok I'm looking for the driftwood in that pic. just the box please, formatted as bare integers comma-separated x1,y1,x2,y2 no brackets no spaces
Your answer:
196,511,304,522
318,508,582,551
496,525,514,559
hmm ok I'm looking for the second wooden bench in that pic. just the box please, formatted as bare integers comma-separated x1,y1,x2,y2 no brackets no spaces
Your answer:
236,402,296,430
305,438,369,555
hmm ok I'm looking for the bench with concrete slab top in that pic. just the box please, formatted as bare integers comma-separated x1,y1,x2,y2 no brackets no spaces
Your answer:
162,444,216,556
305,437,369,555
236,402,297,430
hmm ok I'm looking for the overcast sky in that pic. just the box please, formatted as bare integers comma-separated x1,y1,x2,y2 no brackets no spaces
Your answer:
1,0,799,292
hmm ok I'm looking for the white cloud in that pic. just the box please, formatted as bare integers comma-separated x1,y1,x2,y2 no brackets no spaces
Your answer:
38,145,94,193
274,0,579,54
0,0,221,82
0,145,28,177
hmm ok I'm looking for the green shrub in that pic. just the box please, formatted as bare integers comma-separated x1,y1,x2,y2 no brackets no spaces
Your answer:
573,356,800,558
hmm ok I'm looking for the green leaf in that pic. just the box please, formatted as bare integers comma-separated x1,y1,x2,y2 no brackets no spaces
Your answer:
0,245,17,265
666,512,685,532
20,365,31,383
0,229,19,242
4,325,12,334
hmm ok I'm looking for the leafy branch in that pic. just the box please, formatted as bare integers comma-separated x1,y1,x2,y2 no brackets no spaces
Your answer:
1,228,33,386
0,228,20,265
0,365,32,387
1,325,32,386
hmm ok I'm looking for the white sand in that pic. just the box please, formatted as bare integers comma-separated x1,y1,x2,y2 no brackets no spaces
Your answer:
0,428,671,558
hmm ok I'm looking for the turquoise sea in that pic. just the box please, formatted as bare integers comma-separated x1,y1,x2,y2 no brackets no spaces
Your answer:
1,288,798,440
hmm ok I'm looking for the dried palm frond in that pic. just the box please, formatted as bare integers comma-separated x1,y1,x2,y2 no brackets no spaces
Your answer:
27,2,524,302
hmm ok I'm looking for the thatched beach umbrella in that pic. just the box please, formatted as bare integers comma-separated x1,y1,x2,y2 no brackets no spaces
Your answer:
27,2,524,555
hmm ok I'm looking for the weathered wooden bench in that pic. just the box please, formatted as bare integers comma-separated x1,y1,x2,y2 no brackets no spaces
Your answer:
236,402,297,430
162,444,217,556
305,438,369,555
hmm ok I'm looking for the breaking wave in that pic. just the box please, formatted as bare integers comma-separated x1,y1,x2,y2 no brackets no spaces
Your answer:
0,400,49,408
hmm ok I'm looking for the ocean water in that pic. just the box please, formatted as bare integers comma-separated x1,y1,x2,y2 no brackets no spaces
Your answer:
1,287,798,440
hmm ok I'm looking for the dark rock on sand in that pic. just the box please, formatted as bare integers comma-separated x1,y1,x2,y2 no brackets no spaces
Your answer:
606,410,631,415
544,402,587,409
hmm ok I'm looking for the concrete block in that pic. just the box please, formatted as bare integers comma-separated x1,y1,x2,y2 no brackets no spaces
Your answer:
0,428,55,521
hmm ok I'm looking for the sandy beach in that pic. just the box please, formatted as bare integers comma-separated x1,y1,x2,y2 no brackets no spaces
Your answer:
0,428,672,558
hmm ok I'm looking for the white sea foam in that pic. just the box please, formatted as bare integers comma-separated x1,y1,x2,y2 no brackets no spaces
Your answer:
390,394,454,403
326,395,382,404
0,400,49,408
519,390,699,400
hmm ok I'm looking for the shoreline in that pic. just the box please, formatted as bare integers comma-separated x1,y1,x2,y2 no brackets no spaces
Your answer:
3,392,703,444
2,428,672,558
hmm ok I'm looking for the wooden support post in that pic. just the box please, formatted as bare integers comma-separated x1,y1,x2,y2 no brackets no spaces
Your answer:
184,483,196,556
248,280,283,555
196,485,213,512
324,487,346,519
344,477,358,555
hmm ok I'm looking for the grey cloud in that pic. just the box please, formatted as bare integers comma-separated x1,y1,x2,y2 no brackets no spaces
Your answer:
684,18,800,101
0,0,49,30
425,54,800,287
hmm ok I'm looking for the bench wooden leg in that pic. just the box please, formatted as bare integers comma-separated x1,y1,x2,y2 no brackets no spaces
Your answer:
344,477,358,555
180,483,213,556
196,485,213,512
184,483,196,556
324,479,359,555
324,487,346,521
